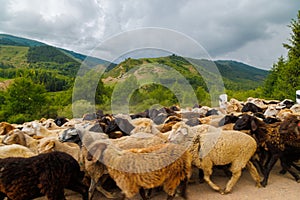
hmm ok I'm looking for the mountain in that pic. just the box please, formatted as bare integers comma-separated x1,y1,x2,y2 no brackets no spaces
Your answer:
0,33,110,68
215,60,268,83
0,34,112,91
0,34,268,92
102,55,268,91
0,34,46,47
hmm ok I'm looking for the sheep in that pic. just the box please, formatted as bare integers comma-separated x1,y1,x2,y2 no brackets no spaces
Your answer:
218,114,239,127
191,106,211,116
54,116,69,126
41,118,67,130
37,138,82,163
2,129,43,153
168,122,261,194
60,126,117,200
130,118,172,140
199,115,225,127
36,136,106,199
278,99,295,109
0,151,88,200
61,118,83,128
276,109,294,121
86,141,192,200
241,102,264,113
0,122,15,135
21,121,62,138
0,144,36,158
75,126,170,199
277,114,300,176
264,105,280,117
233,114,300,186
290,104,300,114
226,98,243,113
130,118,161,135
246,97,268,109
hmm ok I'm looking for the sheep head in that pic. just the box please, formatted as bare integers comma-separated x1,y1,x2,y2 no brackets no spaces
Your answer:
233,114,256,131
2,130,26,146
59,128,81,144
86,142,108,162
0,122,15,135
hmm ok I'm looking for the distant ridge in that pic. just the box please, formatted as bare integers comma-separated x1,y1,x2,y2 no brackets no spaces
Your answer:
0,34,47,47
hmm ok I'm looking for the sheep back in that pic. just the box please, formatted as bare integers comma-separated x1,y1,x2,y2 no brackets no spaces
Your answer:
201,130,257,166
88,142,192,198
0,151,88,200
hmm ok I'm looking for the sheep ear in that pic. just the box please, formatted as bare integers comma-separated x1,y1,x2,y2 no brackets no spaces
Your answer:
251,120,258,131
44,141,55,151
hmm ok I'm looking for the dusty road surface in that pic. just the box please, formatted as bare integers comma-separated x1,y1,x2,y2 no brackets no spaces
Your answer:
36,161,299,200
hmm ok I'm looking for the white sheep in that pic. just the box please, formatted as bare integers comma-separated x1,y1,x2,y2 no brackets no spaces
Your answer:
168,122,261,194
21,121,63,138
0,144,36,158
2,129,42,153
86,141,192,200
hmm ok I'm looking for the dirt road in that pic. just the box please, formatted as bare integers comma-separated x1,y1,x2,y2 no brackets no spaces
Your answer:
37,161,299,200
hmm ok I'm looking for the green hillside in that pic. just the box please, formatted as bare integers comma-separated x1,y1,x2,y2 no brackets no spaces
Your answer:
0,45,29,68
103,55,268,91
0,34,269,122
0,34,46,47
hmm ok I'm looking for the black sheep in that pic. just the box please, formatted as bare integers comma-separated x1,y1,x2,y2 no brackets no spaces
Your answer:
0,151,88,200
54,117,69,127
241,102,263,113
234,114,300,186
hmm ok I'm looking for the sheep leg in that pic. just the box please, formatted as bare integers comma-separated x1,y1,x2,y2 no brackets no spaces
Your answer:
203,168,222,193
139,188,150,200
66,179,88,200
166,194,175,200
223,169,241,194
279,162,300,174
0,193,6,200
88,179,96,200
280,158,300,182
198,169,205,183
261,154,279,187
95,184,118,199
177,178,188,199
246,161,262,187
89,176,118,199
291,162,300,172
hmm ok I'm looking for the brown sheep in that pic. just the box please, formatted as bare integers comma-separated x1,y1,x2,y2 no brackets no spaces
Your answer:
0,151,88,200
86,142,192,200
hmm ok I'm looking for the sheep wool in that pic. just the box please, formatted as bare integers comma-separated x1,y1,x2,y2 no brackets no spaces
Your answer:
87,142,192,199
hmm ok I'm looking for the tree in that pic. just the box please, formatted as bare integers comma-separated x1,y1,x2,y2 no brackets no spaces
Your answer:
263,10,300,100
4,77,47,122
283,11,300,60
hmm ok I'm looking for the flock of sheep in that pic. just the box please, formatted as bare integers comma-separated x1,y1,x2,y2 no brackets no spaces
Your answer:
0,97,300,200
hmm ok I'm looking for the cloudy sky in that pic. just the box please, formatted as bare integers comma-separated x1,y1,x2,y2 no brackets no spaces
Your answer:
0,0,299,70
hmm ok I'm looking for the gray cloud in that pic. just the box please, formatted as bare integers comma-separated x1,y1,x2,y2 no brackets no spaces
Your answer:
0,0,299,69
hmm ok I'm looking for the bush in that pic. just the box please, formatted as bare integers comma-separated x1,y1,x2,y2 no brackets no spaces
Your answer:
7,114,30,124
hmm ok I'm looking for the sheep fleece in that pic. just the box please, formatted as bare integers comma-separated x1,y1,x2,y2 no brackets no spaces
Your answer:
93,143,192,198
0,151,87,200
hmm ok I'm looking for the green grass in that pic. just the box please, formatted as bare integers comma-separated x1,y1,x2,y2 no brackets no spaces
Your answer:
0,45,29,68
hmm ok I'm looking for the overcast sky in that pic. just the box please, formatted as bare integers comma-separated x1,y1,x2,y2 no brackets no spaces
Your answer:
0,0,299,70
